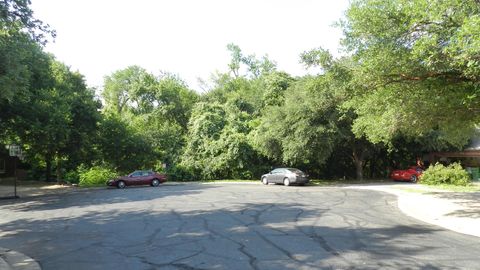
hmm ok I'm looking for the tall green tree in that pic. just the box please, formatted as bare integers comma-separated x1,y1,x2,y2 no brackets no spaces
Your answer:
101,66,198,169
226,43,277,79
340,0,480,147
14,59,100,182
181,100,263,179
102,65,157,116
0,0,55,43
0,0,55,105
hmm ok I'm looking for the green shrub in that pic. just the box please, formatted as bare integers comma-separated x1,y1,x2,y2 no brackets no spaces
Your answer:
421,162,471,186
166,165,199,182
79,166,118,187
64,170,80,184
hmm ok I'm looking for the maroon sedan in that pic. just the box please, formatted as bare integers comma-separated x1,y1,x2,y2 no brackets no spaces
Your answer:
107,170,167,188
390,166,423,183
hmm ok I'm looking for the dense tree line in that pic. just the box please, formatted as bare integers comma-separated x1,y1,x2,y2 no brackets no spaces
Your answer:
1,0,478,183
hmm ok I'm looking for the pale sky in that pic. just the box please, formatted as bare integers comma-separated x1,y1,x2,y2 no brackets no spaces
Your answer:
31,0,349,92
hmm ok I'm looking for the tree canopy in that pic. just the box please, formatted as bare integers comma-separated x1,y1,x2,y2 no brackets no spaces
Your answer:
341,0,480,147
2,0,479,183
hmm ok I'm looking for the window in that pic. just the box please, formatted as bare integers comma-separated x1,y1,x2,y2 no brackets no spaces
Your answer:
131,171,142,177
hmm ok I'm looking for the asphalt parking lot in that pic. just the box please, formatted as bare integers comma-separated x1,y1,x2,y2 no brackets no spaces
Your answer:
0,183,478,270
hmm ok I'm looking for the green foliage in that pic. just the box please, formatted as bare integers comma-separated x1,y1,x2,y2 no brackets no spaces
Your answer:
64,170,80,184
4,8,479,185
97,115,155,172
181,101,261,179
261,71,295,107
0,0,55,44
226,43,277,78
101,67,198,170
253,75,347,166
421,163,471,186
102,65,157,115
78,166,118,187
165,165,198,182
341,0,480,147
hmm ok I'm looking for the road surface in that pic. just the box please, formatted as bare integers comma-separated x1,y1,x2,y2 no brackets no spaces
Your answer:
0,183,478,269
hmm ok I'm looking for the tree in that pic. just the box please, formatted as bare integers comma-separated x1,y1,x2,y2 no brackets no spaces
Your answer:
226,43,277,78
0,0,55,44
101,67,198,170
13,59,101,182
252,76,345,169
261,71,295,107
340,0,480,147
102,66,157,116
97,115,155,172
0,0,55,103
181,100,264,179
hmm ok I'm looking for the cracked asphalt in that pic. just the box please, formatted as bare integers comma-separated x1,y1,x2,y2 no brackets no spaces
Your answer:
0,183,479,270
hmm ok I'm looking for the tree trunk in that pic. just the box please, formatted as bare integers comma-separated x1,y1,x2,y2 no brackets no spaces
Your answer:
56,155,62,184
46,157,51,182
352,146,366,181
353,158,364,181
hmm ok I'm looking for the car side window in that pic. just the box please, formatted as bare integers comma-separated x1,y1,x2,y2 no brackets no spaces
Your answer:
271,169,280,174
131,171,142,177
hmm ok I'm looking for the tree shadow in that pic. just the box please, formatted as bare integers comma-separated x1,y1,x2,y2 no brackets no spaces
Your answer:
425,191,480,219
0,199,474,270
0,183,214,212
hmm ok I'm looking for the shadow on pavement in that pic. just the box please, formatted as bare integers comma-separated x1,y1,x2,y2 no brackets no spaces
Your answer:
0,184,213,212
425,191,480,219
0,200,467,270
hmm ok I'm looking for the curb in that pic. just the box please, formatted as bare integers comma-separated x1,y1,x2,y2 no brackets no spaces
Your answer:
0,248,41,270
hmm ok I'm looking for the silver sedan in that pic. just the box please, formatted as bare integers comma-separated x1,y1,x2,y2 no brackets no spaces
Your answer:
261,168,309,186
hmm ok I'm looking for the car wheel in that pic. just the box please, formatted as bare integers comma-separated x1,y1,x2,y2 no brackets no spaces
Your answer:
410,175,417,183
117,180,126,189
283,177,290,186
262,177,268,185
151,179,160,187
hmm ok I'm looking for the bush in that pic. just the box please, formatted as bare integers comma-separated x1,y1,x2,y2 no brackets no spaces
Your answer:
64,170,80,184
166,165,199,182
79,166,118,187
421,162,471,186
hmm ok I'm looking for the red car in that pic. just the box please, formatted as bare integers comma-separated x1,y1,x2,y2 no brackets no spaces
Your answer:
107,170,167,188
390,166,423,183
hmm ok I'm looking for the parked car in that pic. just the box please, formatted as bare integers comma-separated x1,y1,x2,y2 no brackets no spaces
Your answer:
261,168,309,186
107,170,167,188
390,166,423,183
